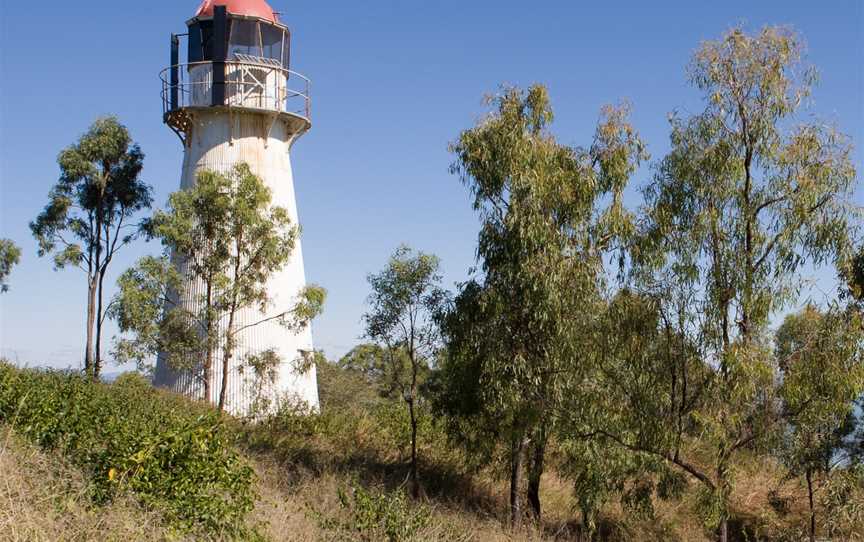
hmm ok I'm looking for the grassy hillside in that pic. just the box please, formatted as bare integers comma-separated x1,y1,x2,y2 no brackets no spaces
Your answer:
1,361,861,541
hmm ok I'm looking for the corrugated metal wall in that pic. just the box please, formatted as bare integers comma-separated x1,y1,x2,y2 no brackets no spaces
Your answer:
153,110,319,417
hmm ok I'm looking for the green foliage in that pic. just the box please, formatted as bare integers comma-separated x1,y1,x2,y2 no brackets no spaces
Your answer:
777,306,864,432
239,348,286,417
241,375,459,492
0,238,21,293
433,281,502,463
563,438,638,531
109,255,199,373
30,116,152,271
576,285,718,519
255,364,454,537
695,485,726,532
312,483,431,542
642,27,854,333
0,362,257,538
150,163,298,320
441,83,646,523
561,428,685,535
363,245,445,378
29,116,152,377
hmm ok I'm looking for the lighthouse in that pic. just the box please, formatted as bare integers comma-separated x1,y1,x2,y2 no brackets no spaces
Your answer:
154,0,319,415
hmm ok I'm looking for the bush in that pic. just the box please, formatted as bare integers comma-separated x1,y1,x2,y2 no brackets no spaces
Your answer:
0,362,257,538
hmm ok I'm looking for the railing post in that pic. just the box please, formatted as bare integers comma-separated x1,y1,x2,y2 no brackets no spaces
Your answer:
212,5,227,107
306,78,311,120
170,34,179,111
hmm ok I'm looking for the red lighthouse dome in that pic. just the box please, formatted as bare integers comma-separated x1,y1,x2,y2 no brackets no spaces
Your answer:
194,0,279,23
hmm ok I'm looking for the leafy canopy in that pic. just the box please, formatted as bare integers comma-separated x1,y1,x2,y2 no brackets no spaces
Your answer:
363,245,446,371
0,239,21,293
31,116,151,272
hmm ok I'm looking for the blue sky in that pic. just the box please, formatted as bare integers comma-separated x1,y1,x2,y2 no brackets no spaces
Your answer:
0,1,861,369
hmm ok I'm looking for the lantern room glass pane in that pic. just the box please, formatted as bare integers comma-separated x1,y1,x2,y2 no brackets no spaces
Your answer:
228,20,261,59
261,25,284,64
188,23,203,62
282,32,291,68
199,20,215,60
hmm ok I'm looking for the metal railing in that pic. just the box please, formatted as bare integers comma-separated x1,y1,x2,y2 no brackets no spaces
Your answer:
160,60,311,121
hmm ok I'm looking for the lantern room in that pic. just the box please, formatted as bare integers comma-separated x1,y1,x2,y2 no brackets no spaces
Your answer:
161,0,312,142
187,0,290,68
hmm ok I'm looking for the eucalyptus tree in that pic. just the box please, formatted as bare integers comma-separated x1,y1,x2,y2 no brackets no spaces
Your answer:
30,117,152,378
112,164,325,412
841,245,864,321
775,305,864,542
363,245,447,499
0,239,21,293
440,85,645,526
599,27,857,541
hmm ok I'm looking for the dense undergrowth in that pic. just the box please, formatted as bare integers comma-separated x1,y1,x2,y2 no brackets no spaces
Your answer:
0,362,258,539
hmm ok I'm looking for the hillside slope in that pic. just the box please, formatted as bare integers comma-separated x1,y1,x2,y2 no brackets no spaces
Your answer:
1,362,861,541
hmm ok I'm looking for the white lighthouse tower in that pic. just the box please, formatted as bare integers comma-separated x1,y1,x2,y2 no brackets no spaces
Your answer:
154,0,318,415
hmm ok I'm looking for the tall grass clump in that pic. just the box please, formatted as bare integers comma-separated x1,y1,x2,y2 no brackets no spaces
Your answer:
311,482,432,542
0,362,257,539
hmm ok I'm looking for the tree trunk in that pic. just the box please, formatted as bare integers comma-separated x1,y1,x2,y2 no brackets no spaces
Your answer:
717,459,730,542
218,232,245,413
203,281,214,403
740,120,754,342
218,329,234,412
204,346,213,403
527,424,547,522
806,469,816,542
84,275,97,379
89,200,104,381
219,292,239,412
407,394,420,499
94,269,107,380
510,432,527,530
407,342,421,499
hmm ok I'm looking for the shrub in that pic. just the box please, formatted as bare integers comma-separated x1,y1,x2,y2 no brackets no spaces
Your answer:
0,362,257,538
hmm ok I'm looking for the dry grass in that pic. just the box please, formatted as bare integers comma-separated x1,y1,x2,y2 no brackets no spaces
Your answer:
0,426,169,542
246,452,707,541
249,453,547,542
